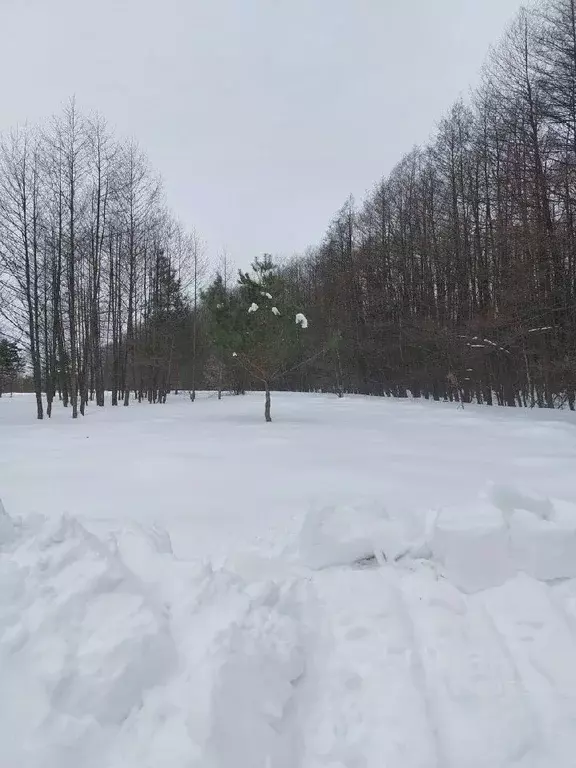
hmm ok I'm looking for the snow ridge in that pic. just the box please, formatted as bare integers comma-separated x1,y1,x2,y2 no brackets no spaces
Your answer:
4,485,576,767
0,511,176,768
0,506,310,768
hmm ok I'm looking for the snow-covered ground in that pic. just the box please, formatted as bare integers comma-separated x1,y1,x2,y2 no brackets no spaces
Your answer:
2,392,576,767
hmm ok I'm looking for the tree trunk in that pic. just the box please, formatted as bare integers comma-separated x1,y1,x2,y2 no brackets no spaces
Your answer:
264,383,272,422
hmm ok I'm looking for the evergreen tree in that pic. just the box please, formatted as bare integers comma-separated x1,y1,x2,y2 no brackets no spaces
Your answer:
205,257,310,421
203,272,236,398
0,340,23,397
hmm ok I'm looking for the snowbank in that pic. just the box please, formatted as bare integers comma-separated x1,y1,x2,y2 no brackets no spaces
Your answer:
4,489,576,766
296,487,576,593
445,486,576,590
207,581,307,768
432,502,514,592
0,508,176,768
296,501,424,569
2,393,576,766
0,503,308,768
509,508,576,582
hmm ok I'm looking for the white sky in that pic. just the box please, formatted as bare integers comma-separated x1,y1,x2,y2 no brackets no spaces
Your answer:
2,0,523,269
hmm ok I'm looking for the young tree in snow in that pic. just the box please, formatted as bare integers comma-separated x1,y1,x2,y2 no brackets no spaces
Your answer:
205,256,311,421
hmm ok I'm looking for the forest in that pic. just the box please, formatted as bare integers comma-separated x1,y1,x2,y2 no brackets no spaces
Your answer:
2,0,576,417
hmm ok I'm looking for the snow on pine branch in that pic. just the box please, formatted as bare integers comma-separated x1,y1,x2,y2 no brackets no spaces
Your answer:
271,307,281,316
248,303,259,313
295,313,308,329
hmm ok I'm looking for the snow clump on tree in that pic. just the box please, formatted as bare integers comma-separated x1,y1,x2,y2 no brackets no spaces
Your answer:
295,313,308,329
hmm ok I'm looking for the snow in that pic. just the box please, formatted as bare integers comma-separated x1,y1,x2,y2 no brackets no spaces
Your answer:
509,507,576,581
297,501,422,569
1,392,576,767
271,306,280,316
295,312,308,328
248,303,258,313
261,292,273,300
432,501,514,592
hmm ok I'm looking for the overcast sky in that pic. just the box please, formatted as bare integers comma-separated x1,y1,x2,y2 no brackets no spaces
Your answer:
3,0,523,269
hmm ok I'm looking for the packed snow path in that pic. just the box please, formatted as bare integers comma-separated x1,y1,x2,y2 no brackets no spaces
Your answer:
1,393,576,767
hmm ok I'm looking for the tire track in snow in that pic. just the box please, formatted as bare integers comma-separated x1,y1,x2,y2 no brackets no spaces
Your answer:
481,575,576,767
301,567,440,768
398,566,540,768
545,578,576,644
381,566,446,768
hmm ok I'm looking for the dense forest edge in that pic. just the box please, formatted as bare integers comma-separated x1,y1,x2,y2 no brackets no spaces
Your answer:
2,0,576,418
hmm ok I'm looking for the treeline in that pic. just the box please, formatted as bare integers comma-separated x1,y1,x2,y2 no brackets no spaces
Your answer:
0,102,203,419
4,0,576,418
270,0,576,408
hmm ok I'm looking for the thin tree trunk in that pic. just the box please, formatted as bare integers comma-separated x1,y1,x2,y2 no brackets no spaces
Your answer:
264,383,271,422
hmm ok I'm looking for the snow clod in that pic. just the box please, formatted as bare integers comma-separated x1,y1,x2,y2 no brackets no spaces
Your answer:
432,503,514,593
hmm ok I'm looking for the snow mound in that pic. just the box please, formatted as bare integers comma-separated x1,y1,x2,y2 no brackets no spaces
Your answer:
206,581,307,768
109,520,175,585
0,503,310,768
509,509,576,582
431,488,576,592
297,490,576,593
105,573,308,768
297,501,426,570
432,502,514,593
490,483,555,522
0,507,176,768
492,487,576,583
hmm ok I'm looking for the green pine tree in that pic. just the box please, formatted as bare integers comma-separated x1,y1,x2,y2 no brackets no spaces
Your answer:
0,340,23,397
205,257,311,421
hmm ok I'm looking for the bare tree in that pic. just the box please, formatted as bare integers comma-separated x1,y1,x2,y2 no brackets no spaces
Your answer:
0,127,45,419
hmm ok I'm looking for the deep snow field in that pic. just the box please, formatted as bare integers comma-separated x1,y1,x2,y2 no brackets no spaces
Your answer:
2,391,576,768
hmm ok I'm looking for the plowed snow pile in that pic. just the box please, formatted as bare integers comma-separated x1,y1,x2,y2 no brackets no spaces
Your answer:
1,392,576,767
